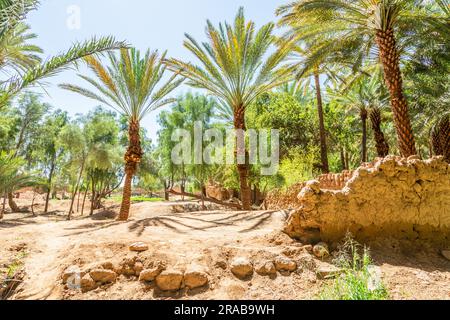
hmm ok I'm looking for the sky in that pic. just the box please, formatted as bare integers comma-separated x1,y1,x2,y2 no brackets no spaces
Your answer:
27,0,287,142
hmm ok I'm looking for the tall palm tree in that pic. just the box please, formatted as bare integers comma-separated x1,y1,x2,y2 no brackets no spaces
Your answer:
0,0,126,108
0,23,42,72
276,0,448,157
332,75,390,162
164,8,292,210
60,48,183,220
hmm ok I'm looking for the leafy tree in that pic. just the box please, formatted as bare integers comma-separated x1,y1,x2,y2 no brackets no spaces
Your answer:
60,48,182,220
165,8,293,209
276,0,448,157
0,0,126,108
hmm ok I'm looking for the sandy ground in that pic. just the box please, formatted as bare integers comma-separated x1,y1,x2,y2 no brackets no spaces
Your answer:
1,196,449,300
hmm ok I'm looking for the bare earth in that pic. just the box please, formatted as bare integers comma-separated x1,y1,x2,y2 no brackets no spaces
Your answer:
1,196,449,300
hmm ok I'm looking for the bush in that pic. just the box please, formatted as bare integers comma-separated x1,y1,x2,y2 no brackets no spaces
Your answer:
319,235,389,300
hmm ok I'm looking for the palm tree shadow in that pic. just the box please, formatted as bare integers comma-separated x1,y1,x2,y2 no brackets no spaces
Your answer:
128,210,278,236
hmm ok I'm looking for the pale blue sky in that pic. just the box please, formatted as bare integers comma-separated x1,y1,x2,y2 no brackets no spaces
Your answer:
27,0,287,141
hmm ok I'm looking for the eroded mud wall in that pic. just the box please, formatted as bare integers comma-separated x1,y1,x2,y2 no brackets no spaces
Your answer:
282,156,450,244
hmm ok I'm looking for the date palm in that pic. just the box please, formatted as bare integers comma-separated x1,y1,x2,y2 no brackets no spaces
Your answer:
164,8,293,210
332,74,390,162
277,0,448,157
60,48,183,220
0,0,126,108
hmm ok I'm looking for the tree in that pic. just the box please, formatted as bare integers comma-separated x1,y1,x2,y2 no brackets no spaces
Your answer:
276,0,448,157
0,152,41,218
0,0,126,108
332,75,390,162
165,8,292,210
60,48,183,220
37,110,69,213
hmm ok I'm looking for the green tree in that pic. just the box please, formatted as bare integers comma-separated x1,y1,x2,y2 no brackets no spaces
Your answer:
0,0,126,108
165,8,293,209
276,0,448,157
60,48,182,220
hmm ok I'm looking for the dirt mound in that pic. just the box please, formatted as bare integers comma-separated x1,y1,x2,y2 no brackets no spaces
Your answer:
284,156,450,244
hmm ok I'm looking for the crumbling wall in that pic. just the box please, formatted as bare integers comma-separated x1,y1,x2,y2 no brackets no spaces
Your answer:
265,171,355,209
206,183,232,201
284,156,450,244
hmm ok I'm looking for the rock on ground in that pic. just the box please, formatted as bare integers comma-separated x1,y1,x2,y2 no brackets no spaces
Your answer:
129,242,149,252
255,261,277,276
230,257,253,279
184,265,209,289
316,264,342,279
89,269,117,283
313,242,330,258
139,265,165,282
80,274,97,292
274,256,297,272
155,269,184,291
62,265,83,284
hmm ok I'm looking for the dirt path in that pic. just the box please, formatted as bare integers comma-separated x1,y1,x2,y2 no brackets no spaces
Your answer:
1,199,450,300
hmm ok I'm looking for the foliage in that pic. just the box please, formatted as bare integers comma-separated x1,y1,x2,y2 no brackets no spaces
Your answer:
319,235,389,300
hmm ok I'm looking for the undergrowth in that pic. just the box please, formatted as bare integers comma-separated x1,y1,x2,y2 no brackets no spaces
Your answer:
319,234,389,300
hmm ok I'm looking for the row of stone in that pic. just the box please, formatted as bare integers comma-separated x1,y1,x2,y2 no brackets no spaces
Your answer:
62,260,209,293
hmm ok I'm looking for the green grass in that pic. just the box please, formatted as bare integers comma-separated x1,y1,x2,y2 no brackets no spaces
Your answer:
111,196,164,203
318,235,389,300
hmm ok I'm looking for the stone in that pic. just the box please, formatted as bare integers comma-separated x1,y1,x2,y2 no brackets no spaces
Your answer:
155,269,184,291
296,253,317,271
139,265,165,282
133,262,144,276
215,260,227,270
255,261,277,276
230,257,253,279
80,274,98,292
129,242,149,252
62,265,83,284
316,264,341,279
313,242,330,258
89,269,117,283
100,262,114,270
184,266,209,289
441,250,450,261
274,256,297,272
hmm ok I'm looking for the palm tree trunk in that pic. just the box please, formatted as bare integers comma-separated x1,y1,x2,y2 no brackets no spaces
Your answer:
118,119,142,221
375,29,416,157
340,147,346,170
68,158,85,220
234,106,252,210
44,154,57,213
370,107,390,157
314,72,329,173
8,192,19,212
0,193,6,220
81,182,89,216
360,109,368,163
438,116,450,162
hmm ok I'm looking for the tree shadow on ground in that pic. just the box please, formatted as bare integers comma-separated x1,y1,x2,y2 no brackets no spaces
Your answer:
62,220,122,236
128,210,278,237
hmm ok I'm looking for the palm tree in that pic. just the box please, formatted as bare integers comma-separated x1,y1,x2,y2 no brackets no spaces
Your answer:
0,152,41,218
0,23,42,72
332,75,390,162
0,0,126,108
60,48,183,220
164,8,292,210
369,106,390,157
276,0,448,157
